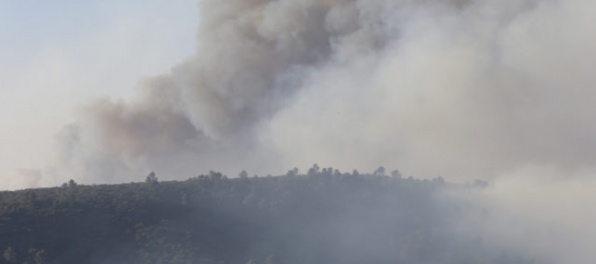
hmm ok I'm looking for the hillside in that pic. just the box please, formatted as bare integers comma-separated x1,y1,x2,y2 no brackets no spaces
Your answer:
0,167,532,264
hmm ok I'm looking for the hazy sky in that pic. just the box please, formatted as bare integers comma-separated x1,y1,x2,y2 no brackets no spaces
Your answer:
3,2,596,262
4,0,596,191
0,1,198,189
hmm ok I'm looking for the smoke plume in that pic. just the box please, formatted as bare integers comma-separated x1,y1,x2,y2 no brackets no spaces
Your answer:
53,0,596,183
31,0,596,262
451,166,596,264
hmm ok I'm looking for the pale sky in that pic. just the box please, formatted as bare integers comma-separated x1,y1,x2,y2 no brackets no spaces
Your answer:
0,1,198,189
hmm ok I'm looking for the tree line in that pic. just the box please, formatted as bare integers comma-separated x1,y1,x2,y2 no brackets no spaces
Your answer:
0,165,532,264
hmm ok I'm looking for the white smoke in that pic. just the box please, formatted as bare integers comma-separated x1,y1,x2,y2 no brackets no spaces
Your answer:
453,166,596,264
22,0,596,262
268,0,596,180
48,0,596,182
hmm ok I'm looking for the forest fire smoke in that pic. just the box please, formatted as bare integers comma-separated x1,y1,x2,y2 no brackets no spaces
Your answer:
16,0,596,262
54,0,596,184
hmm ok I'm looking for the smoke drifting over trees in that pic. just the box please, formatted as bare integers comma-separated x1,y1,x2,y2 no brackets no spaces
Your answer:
15,0,596,263
0,170,534,264
50,0,596,183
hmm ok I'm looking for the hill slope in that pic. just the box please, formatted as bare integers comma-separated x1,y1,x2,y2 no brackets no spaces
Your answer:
0,168,531,264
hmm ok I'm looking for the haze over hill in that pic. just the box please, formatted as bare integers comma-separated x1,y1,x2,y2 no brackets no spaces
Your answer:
44,0,596,185
4,0,594,187
0,170,534,264
3,0,596,263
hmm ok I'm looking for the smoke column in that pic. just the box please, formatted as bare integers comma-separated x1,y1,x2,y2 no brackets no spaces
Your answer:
52,0,596,183
23,0,596,262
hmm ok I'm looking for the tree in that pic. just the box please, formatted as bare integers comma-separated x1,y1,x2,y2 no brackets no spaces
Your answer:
68,179,77,188
307,164,320,176
239,170,249,179
209,171,223,181
391,169,402,178
374,166,386,176
285,168,299,177
433,176,445,185
146,172,158,184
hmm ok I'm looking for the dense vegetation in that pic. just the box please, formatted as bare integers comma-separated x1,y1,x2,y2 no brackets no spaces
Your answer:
0,166,532,264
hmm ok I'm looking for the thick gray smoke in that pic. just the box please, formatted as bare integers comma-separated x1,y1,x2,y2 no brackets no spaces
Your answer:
54,0,596,183
448,166,596,264
43,0,596,262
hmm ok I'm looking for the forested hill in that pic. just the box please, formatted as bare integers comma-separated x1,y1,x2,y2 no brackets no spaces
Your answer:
0,167,531,264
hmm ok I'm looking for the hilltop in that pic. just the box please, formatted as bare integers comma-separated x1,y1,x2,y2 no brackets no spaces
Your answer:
0,167,529,264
